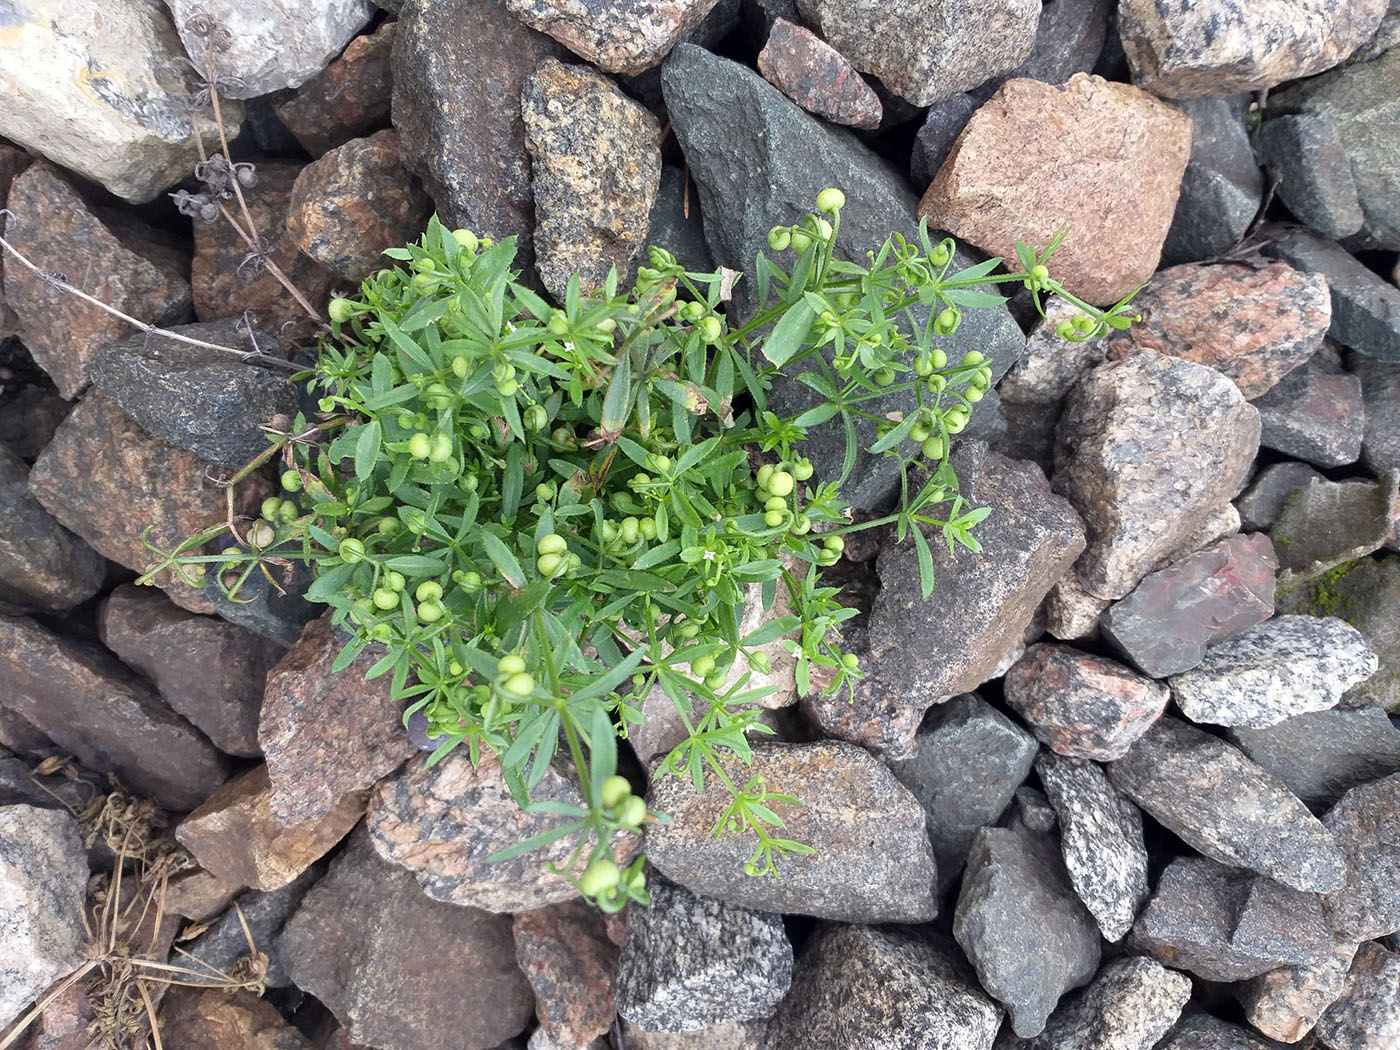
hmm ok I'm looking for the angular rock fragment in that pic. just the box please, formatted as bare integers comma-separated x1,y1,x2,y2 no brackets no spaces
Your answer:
910,93,980,189
158,987,314,1050
1043,572,1111,642
1161,97,1265,267
1236,462,1325,532
1253,360,1365,467
756,19,880,130
0,445,104,614
1000,296,1112,406
1241,942,1358,1044
513,901,619,1050
645,167,713,276
1314,941,1400,1050
506,0,723,74
1229,706,1400,807
1157,1011,1297,1050
1269,473,1400,583
1354,357,1400,474
1257,114,1366,240
1321,772,1400,941
275,21,396,157
180,865,323,988
1106,716,1345,892
201,536,320,649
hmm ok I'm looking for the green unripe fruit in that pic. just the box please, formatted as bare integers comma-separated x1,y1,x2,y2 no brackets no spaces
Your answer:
823,534,845,553
372,588,399,610
457,570,483,592
537,552,564,576
277,500,298,522
638,517,656,540
815,187,846,213
450,355,470,378
496,378,518,397
280,470,302,492
962,350,986,367
874,367,896,387
793,514,812,535
763,509,786,528
914,353,934,377
317,397,336,413
794,458,814,481
1073,313,1096,332
1030,264,1050,282
524,404,548,431
935,308,959,335
756,464,775,490
249,521,276,548
411,273,438,294
843,652,861,670
537,533,568,556
502,672,535,697
597,317,617,334
910,422,932,443
790,228,813,253
749,652,772,674
765,495,788,512
547,310,570,335
813,217,833,239
386,571,406,592
328,298,355,324
817,548,839,566
535,481,556,502
451,228,478,252
922,436,945,460
620,517,640,545
929,244,951,267
551,426,576,448
449,661,464,676
429,433,453,462
261,496,283,521
600,775,632,809
704,671,727,690
498,654,527,675
339,538,366,564
691,654,716,678
371,623,392,641
415,581,443,602
579,858,620,897
1056,320,1076,340
699,315,723,343
767,226,792,251
408,432,431,459
930,348,948,369
766,470,795,497
620,796,647,827
964,385,986,403
416,600,444,623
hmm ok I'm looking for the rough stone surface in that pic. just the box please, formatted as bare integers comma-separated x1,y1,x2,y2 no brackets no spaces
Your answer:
1000,296,1112,406
506,0,722,74
646,740,938,922
1102,263,1331,399
1106,716,1345,893
280,830,533,1050
180,865,322,988
522,59,661,299
513,901,619,1050
756,19,881,130
1258,114,1366,239
392,0,561,274
89,319,298,471
0,1,238,203
1354,357,1400,473
1157,1012,1293,1050
661,44,1024,509
954,825,1101,1037
1037,753,1149,942
616,877,791,1032
1315,941,1400,1050
0,616,227,812
158,987,314,1050
619,1020,765,1050
1230,707,1400,808
0,805,87,1031
287,130,432,284
646,167,713,276
1053,352,1261,600
995,0,1114,89
887,693,1038,889
1236,462,1326,532
28,391,267,614
1241,942,1358,1044
1269,473,1400,583
275,21,396,157
1321,772,1400,941
1161,97,1265,267
1043,572,1111,642
910,93,981,189
919,75,1191,307
765,924,1001,1050
1004,644,1168,760
793,0,1039,107
0,446,104,614
1168,614,1378,729
3,163,191,400
168,0,376,99
1117,0,1388,98
260,615,415,826
1253,360,1365,467
995,956,1192,1050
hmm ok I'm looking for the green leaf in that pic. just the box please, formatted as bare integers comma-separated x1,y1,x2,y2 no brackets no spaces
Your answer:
761,300,816,367
868,413,916,455
587,703,617,803
947,255,1003,283
485,819,586,864
306,562,355,603
354,420,380,481
600,351,633,435
792,401,839,428
911,525,936,600
384,554,447,574
481,532,526,587
941,288,1008,308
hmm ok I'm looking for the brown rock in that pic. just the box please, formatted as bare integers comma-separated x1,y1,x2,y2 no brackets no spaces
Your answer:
1104,262,1332,399
98,585,281,757
0,144,34,337
287,130,432,283
0,444,104,613
177,765,364,892
0,615,227,812
260,615,415,826
918,75,1192,307
162,866,241,922
1241,942,1358,1044
158,987,314,1050
513,901,620,1048
2,163,190,399
1043,572,1110,642
279,829,534,1050
505,0,722,74
190,160,334,343
756,19,881,130
275,21,396,157
28,390,268,614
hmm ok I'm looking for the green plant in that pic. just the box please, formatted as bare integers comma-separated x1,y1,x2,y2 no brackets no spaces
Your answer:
141,191,1137,911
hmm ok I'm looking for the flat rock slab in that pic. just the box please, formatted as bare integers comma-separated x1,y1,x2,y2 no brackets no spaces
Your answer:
1253,360,1365,467
646,740,938,923
1269,473,1400,584
506,0,722,74
1161,97,1264,267
1106,716,1345,892
1229,706,1400,807
1315,941,1400,1050
0,445,104,614
1321,771,1400,942
1354,357,1400,475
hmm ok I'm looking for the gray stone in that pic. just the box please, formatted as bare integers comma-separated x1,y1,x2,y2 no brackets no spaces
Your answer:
765,924,1001,1050
0,805,87,1030
1269,472,1400,583
1321,772,1400,941
1101,533,1277,678
1263,229,1400,361
616,877,791,1032
1161,97,1265,267
202,535,319,648
1253,360,1366,467
954,825,1101,1037
1000,296,1112,406
1054,352,1261,601
910,94,980,189
660,44,1023,509
645,740,939,923
1042,571,1111,643
887,694,1039,889
1354,356,1400,474
1168,614,1378,729
168,0,376,99
1240,941,1358,1044
1236,461,1326,532
1354,0,1400,58
646,167,714,276
1007,786,1058,836
996,0,1114,89
620,1018,768,1050
1156,1013,1293,1050
1131,856,1336,982
756,18,882,130
1106,716,1346,893
1258,114,1366,239
522,58,661,300
182,864,323,988
1315,941,1400,1050
1036,753,1149,942
506,0,723,74
1229,707,1400,807
0,444,104,614
994,956,1191,1050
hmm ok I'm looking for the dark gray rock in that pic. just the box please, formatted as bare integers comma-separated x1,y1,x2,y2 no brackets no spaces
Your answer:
1321,771,1400,941
1241,942,1358,1044
182,864,323,988
1269,472,1400,583
1263,229,1400,361
1236,461,1326,532
615,876,791,1032
887,694,1039,889
1257,113,1365,239
1253,359,1365,467
1228,706,1400,807
1036,753,1148,942
910,93,980,188
996,0,1113,88
1105,716,1345,893
1161,98,1264,267
660,44,1023,509
1000,296,1112,406
1315,940,1400,1050
1007,786,1057,836
0,747,93,812
765,924,1002,1050
202,534,319,648
1131,856,1336,982
0,444,104,614
953,826,1101,1037
1354,356,1400,474
646,167,714,275
1156,1011,1294,1050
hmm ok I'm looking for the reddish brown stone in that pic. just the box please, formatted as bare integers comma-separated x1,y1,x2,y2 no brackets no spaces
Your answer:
757,19,882,131
98,584,281,757
1105,262,1332,399
191,160,334,343
260,615,415,826
162,866,241,922
0,377,70,462
177,765,364,892
275,21,396,157
513,900,620,1048
287,130,432,283
2,162,191,399
27,390,269,614
0,144,34,337
158,988,314,1050
918,75,1191,307
0,444,105,614
0,615,227,812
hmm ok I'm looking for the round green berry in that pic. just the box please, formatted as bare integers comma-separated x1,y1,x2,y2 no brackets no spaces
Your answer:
416,600,444,623
793,458,814,481
524,404,548,431
620,796,647,827
429,433,453,463
600,775,631,809
408,432,431,459
691,653,716,678
372,588,399,611
767,226,792,251
327,298,355,324
578,858,620,897
280,470,303,492
763,509,786,528
502,672,535,697
766,470,795,497
498,654,527,676
415,581,443,603
815,187,846,214
922,435,945,460
537,552,564,577
339,538,367,564
962,350,986,367
699,316,723,343
451,228,478,252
